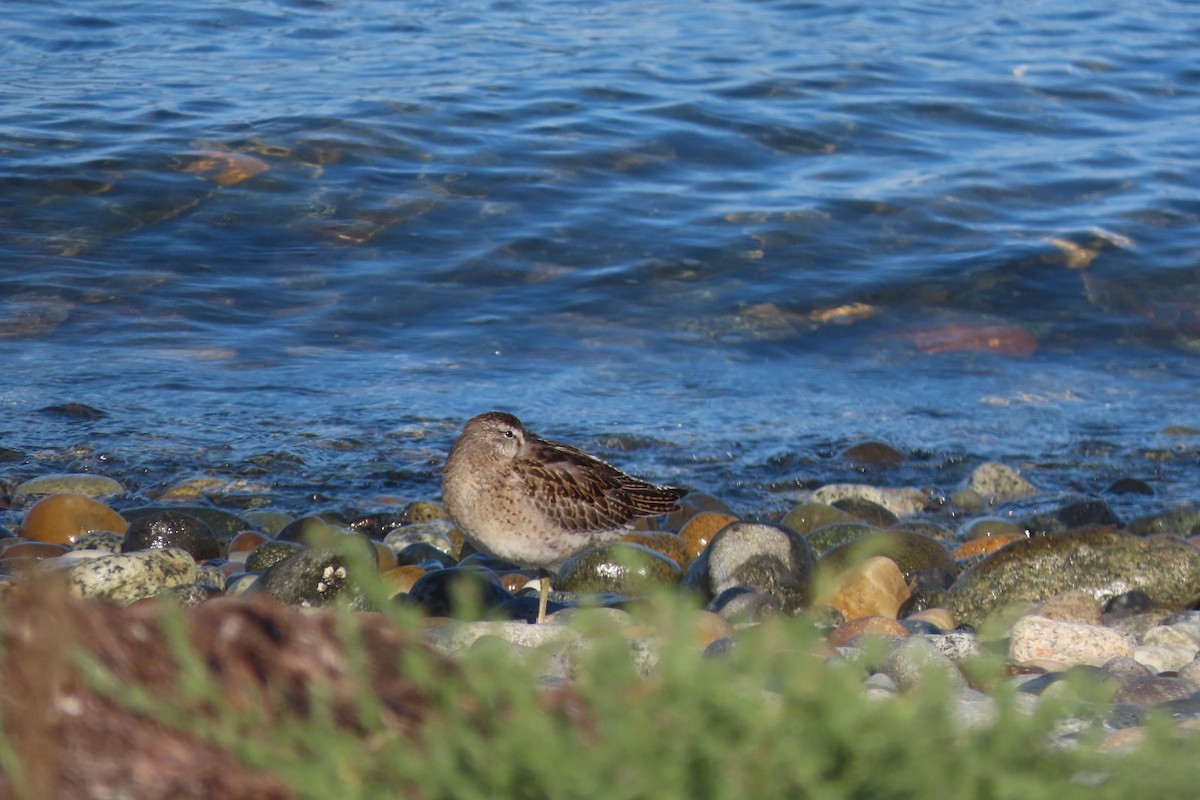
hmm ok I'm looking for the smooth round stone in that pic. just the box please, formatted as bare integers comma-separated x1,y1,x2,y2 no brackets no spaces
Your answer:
1055,498,1121,529
1008,615,1135,667
808,484,926,518
843,441,905,468
949,489,985,514
65,547,197,604
395,542,457,570
244,540,306,572
403,501,449,524
664,492,731,531
818,530,955,582
968,462,1037,501
380,564,426,597
1133,644,1196,674
1106,478,1154,496
275,515,350,545
905,607,955,631
881,636,966,691
1178,655,1200,688
958,517,1025,541
195,564,227,590
820,556,910,621
805,522,882,559
224,572,260,597
167,583,219,608
121,511,220,562
122,505,250,542
251,548,373,609
618,531,689,567
20,494,128,545
72,530,124,554
372,540,398,571
1149,611,1200,647
0,540,69,560
1102,655,1154,682
924,631,980,663
678,512,739,559
684,520,814,614
1034,590,1103,625
382,519,458,556
13,473,125,499
345,512,405,540
425,618,581,654
556,542,681,595
1104,590,1156,619
705,586,782,624
227,530,270,555
948,529,1200,628
779,503,856,536
831,498,898,528
402,567,514,619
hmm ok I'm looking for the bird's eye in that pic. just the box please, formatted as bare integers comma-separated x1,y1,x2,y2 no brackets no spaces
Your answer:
503,429,515,438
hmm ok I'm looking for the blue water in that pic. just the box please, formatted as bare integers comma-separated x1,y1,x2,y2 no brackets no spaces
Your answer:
2,0,1199,516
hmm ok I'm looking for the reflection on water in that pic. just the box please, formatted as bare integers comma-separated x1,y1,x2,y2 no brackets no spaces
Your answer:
2,0,1199,512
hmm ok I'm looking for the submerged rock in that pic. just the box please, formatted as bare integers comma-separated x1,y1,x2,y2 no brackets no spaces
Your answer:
122,510,220,562
948,529,1200,628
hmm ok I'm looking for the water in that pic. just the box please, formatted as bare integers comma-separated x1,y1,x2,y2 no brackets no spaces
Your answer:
2,0,1199,517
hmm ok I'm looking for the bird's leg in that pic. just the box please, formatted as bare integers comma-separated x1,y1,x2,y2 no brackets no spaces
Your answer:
536,568,551,624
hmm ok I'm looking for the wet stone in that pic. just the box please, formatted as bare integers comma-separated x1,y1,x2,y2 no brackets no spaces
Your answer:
778,503,857,536
948,528,1200,628
73,530,124,554
831,497,899,528
1055,498,1121,529
706,586,782,625
345,512,406,540
842,441,905,469
898,588,948,619
195,564,227,591
820,556,910,621
122,505,250,543
65,547,198,604
382,518,458,557
251,548,373,610
20,494,128,546
968,462,1037,502
1113,676,1198,706
121,510,220,562
1126,506,1200,538
619,531,689,568
556,542,682,595
1104,590,1156,620
244,540,306,572
818,531,955,583
403,501,449,524
809,485,926,518
395,541,457,570
12,473,125,500
1105,478,1154,496
677,512,739,560
1009,615,1135,667
684,520,815,614
402,567,515,619
805,522,882,559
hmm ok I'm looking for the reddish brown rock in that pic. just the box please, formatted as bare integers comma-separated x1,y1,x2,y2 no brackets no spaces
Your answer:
828,615,910,648
678,512,738,560
953,533,1025,561
620,530,690,567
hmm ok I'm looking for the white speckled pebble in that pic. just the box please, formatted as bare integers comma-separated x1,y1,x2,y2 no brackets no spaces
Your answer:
1008,615,1135,667
66,547,197,604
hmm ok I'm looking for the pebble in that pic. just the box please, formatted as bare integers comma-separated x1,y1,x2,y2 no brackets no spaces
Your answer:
677,512,739,559
808,484,927,518
121,510,221,561
19,494,128,545
64,547,198,604
817,530,955,583
1132,644,1195,674
250,548,374,610
402,566,515,619
819,556,910,621
556,542,681,595
245,540,306,572
881,636,966,691
73,530,124,554
1009,615,1135,667
618,531,690,567
683,520,814,614
778,503,857,536
382,518,458,557
828,615,909,647
12,473,125,500
968,462,1038,501
949,528,1200,628
122,505,250,542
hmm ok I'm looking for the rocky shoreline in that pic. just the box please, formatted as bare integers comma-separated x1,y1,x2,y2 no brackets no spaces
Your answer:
4,460,1200,795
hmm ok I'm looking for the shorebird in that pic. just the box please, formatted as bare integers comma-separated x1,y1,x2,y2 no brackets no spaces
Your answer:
442,411,687,623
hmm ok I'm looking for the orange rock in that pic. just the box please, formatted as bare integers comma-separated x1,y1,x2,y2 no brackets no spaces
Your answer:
822,556,911,621
372,540,397,571
380,565,426,597
500,572,531,594
828,615,909,648
183,150,270,187
228,531,269,554
0,540,70,560
19,493,128,545
619,531,689,567
907,322,1038,357
953,533,1025,561
678,512,738,560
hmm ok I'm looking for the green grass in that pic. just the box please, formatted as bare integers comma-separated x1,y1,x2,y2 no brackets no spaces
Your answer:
7,581,1200,800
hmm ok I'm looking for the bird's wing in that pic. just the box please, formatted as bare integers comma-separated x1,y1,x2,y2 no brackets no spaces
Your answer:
515,437,685,533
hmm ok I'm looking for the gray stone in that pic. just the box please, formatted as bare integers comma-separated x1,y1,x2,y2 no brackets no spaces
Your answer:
382,518,458,556
65,547,197,604
808,484,927,518
968,462,1037,502
684,521,814,614
881,636,966,691
948,530,1200,628
245,540,305,572
250,548,373,609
